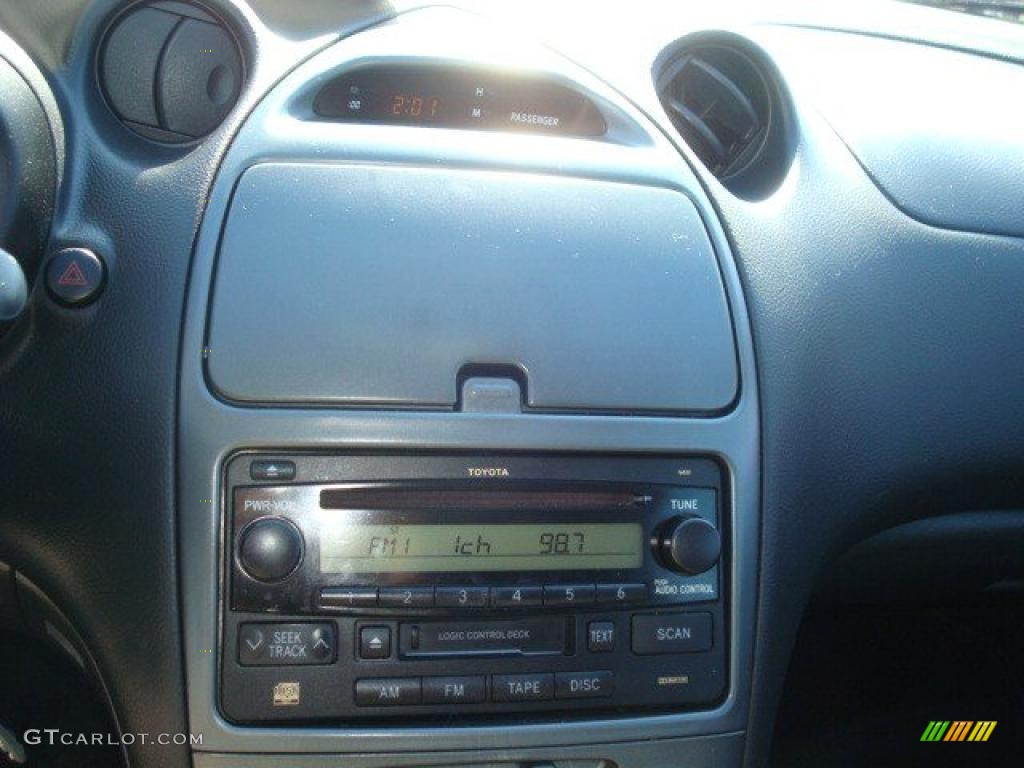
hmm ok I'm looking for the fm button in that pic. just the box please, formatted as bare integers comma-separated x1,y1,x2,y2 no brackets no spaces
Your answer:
423,676,486,705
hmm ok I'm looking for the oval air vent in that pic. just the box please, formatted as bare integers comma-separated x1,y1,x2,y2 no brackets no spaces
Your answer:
658,46,768,177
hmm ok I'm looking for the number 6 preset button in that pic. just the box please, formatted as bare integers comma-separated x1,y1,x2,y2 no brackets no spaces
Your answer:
543,584,595,606
491,586,543,608
595,583,647,605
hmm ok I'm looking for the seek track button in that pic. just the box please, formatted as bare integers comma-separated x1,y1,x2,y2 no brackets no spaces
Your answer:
239,622,335,666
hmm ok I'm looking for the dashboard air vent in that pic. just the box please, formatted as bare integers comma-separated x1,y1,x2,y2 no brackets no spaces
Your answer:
98,0,244,144
657,45,771,179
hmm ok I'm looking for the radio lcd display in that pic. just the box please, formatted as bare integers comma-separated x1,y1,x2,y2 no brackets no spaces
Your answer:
319,523,643,573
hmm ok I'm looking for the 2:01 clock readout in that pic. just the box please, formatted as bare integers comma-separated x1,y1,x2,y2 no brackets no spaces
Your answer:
389,94,441,119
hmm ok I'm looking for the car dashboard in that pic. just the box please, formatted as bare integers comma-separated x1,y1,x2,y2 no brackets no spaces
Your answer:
1,1,1023,767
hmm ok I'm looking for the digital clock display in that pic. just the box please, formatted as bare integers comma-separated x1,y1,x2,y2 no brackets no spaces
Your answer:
388,94,441,119
313,63,607,137
319,523,642,573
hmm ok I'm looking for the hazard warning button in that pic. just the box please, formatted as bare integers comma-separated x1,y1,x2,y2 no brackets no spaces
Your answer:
46,247,105,306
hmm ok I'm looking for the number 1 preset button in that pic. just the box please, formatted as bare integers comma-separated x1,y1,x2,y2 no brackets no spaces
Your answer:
491,586,543,608
543,584,596,606
318,587,378,610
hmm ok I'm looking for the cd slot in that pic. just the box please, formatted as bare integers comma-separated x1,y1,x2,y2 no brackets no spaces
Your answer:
319,487,643,511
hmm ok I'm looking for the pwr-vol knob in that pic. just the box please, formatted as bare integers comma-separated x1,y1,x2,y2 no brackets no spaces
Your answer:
239,517,303,582
658,516,721,575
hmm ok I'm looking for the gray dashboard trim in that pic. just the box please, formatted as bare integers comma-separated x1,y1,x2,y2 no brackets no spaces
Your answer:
178,6,760,758
194,731,745,768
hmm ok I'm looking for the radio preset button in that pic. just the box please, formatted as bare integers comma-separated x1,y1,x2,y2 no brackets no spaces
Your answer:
543,584,595,606
422,676,486,705
359,626,391,659
631,612,712,655
596,582,647,605
379,587,435,609
355,678,421,707
555,671,614,699
318,587,378,610
491,673,554,702
587,621,615,652
435,586,489,609
491,586,543,608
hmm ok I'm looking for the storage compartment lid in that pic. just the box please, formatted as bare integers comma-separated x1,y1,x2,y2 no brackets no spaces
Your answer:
205,163,738,413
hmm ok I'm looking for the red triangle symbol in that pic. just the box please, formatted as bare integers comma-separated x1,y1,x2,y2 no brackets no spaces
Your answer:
57,260,88,287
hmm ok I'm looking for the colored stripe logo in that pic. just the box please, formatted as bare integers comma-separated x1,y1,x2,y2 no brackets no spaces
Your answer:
921,721,996,742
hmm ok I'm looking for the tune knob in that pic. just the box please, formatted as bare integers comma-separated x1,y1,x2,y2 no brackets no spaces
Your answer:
658,516,721,574
239,517,303,582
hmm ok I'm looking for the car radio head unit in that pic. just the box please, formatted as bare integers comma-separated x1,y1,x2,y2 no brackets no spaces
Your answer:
232,483,720,612
222,454,728,723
